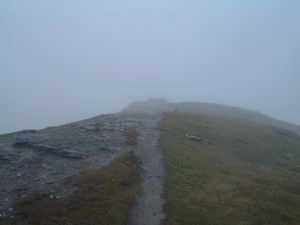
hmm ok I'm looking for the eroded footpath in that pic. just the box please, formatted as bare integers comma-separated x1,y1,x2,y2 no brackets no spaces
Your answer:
128,116,165,225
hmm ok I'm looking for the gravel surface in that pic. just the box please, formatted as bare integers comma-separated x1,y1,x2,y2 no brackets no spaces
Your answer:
0,113,137,215
0,113,166,224
128,116,165,225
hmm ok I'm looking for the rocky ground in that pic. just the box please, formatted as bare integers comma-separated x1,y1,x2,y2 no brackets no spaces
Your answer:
2,99,298,224
0,113,145,218
0,112,166,225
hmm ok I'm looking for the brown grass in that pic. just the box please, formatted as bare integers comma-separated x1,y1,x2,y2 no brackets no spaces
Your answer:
161,112,300,225
1,152,141,225
126,128,138,146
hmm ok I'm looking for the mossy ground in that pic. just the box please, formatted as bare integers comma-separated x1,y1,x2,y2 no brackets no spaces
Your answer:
161,112,300,225
0,152,141,225
0,133,15,142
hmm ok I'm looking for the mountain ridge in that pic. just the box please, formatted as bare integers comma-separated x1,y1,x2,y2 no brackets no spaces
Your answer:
123,99,300,135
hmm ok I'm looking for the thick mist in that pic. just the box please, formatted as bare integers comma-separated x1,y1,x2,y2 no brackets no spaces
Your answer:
1,1,299,134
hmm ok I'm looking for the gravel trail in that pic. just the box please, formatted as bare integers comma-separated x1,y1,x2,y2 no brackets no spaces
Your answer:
128,116,165,225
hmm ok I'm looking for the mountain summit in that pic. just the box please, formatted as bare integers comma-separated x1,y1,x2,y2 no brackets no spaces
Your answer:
1,99,300,225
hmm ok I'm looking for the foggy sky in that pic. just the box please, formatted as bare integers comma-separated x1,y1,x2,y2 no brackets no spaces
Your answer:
1,1,299,134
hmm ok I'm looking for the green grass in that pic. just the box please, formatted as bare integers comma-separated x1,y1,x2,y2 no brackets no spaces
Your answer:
161,112,300,225
0,152,141,225
0,133,15,142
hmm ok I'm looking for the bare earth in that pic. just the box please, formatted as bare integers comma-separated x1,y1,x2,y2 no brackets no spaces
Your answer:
128,116,165,225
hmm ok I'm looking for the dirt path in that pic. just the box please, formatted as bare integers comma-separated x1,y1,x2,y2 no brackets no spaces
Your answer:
128,116,165,225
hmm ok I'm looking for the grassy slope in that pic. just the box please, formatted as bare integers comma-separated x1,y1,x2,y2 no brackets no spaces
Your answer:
161,112,300,225
0,152,141,225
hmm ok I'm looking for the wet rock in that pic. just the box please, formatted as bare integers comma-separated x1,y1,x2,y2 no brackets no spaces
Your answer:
0,154,14,163
14,135,40,147
49,194,55,199
0,148,17,163
79,122,101,132
14,142,85,159
56,149,85,159
186,134,203,142
0,113,144,213
99,144,112,152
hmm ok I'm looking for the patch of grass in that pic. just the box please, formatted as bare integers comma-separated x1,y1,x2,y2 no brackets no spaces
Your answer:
0,133,15,142
126,128,138,146
161,112,300,225
0,152,141,225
